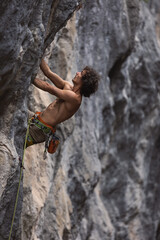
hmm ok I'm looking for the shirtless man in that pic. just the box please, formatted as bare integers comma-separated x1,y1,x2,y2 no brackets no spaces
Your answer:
26,59,100,152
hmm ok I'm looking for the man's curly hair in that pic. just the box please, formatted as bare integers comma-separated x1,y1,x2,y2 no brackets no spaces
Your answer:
80,66,100,97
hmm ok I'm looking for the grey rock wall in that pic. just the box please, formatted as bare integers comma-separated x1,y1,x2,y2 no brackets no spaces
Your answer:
0,0,160,240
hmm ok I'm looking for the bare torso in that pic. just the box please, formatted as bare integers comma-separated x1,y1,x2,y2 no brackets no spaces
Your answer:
39,83,82,126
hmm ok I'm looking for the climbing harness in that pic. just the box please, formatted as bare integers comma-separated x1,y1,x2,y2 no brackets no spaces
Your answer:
8,119,31,240
30,112,60,158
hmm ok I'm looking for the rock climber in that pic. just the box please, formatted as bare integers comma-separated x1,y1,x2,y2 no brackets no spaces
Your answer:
26,59,100,153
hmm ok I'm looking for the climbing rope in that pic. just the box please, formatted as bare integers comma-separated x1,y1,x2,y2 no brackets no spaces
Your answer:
8,119,31,240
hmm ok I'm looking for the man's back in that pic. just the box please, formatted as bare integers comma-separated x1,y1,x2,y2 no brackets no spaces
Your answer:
39,83,82,126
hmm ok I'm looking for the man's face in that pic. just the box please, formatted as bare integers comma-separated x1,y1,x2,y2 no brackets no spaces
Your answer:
72,70,86,85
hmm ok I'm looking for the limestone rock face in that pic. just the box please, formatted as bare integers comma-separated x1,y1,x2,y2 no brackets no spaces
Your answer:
0,0,160,240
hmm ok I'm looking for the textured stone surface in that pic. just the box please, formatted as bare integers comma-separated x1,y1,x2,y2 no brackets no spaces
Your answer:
0,0,160,240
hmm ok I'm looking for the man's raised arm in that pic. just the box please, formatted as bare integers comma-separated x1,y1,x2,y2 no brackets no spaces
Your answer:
40,59,66,89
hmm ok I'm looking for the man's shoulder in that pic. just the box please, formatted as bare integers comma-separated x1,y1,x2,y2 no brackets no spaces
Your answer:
63,81,73,90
